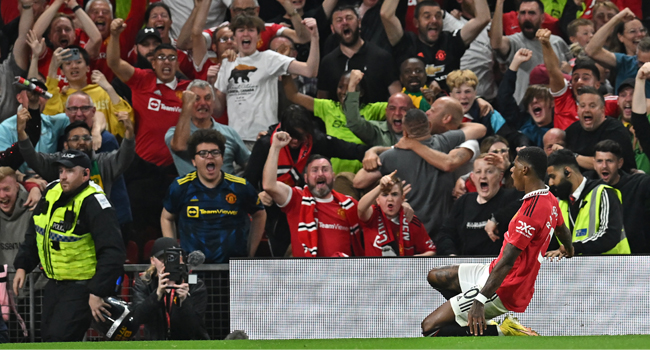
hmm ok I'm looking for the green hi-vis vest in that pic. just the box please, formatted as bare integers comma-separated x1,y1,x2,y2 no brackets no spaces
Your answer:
558,184,631,255
33,182,103,280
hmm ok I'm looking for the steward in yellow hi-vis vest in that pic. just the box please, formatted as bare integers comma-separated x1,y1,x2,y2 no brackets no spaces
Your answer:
13,150,126,342
547,149,630,255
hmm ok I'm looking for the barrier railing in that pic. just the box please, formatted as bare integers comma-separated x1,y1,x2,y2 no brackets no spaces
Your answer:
6,264,230,342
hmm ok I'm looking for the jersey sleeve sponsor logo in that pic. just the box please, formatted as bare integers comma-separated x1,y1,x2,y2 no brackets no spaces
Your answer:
515,220,535,238
226,193,237,204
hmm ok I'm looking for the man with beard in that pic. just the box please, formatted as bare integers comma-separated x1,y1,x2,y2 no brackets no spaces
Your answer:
17,97,135,233
381,0,491,93
399,58,433,112
593,140,650,254
263,131,364,257
490,0,570,104
546,149,630,255
317,4,400,103
13,149,126,342
554,86,636,173
161,129,266,263
31,0,102,81
166,81,249,177
245,105,369,257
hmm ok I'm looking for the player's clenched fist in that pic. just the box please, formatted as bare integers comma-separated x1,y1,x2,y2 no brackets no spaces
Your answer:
110,18,126,36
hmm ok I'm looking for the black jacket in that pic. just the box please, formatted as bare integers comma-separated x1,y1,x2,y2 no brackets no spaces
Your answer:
131,274,209,340
612,171,650,253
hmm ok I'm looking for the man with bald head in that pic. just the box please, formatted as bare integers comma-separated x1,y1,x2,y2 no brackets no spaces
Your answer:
353,108,484,238
344,89,414,147
543,128,565,156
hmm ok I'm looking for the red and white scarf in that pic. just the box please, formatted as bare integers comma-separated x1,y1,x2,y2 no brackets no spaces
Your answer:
272,124,313,186
297,186,363,257
373,207,409,256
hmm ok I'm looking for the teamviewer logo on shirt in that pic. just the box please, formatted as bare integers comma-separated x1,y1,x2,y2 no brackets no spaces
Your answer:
148,98,161,111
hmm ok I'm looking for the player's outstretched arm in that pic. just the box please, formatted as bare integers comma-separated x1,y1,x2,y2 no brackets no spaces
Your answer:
467,243,522,335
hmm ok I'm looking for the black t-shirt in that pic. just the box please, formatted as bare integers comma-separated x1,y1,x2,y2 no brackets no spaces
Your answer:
565,118,636,173
393,30,467,92
316,41,396,103
436,188,522,256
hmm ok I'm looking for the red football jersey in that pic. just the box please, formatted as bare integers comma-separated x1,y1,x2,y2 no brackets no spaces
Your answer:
281,187,359,258
126,68,190,166
489,187,563,312
361,205,435,256
552,83,619,130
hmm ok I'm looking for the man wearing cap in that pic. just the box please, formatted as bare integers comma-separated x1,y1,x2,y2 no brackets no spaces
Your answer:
12,149,126,342
616,78,650,173
131,237,209,340
0,77,70,173
112,27,164,105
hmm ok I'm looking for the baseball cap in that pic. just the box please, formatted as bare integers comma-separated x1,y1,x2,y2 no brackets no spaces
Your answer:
150,237,180,259
53,149,91,170
136,27,162,45
529,64,571,86
617,78,635,94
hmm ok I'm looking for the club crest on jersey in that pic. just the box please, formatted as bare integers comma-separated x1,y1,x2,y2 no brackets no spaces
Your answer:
187,206,199,218
226,193,237,204
176,91,183,100
435,50,446,61
338,208,346,220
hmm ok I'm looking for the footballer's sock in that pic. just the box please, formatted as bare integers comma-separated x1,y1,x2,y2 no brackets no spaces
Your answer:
426,325,500,337
436,289,458,300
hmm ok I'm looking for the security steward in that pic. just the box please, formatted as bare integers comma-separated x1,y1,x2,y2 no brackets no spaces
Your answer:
12,150,126,342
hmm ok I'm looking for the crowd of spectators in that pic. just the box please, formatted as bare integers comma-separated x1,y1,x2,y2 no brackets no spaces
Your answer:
0,0,650,340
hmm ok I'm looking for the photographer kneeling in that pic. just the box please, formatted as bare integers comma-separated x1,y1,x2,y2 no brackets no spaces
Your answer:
132,237,209,340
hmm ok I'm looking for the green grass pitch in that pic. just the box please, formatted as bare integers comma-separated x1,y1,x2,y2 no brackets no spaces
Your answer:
2,335,650,349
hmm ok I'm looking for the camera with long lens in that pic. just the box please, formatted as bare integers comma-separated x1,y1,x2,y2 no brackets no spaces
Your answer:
164,248,188,286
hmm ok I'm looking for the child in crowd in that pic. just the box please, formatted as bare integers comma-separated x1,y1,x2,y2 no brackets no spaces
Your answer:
357,171,435,257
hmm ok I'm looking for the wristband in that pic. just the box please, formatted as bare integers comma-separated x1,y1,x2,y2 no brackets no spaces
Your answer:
474,293,488,305
72,5,82,12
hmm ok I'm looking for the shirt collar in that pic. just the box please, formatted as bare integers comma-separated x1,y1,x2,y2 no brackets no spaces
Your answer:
156,77,178,90
571,177,587,200
522,186,550,200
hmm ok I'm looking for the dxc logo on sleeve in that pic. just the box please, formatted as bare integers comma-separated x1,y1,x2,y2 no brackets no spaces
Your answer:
516,220,535,238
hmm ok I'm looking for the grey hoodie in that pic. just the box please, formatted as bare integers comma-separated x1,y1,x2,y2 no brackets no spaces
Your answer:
0,187,32,269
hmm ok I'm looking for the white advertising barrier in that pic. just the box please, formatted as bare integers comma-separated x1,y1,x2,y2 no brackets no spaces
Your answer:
230,256,650,339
